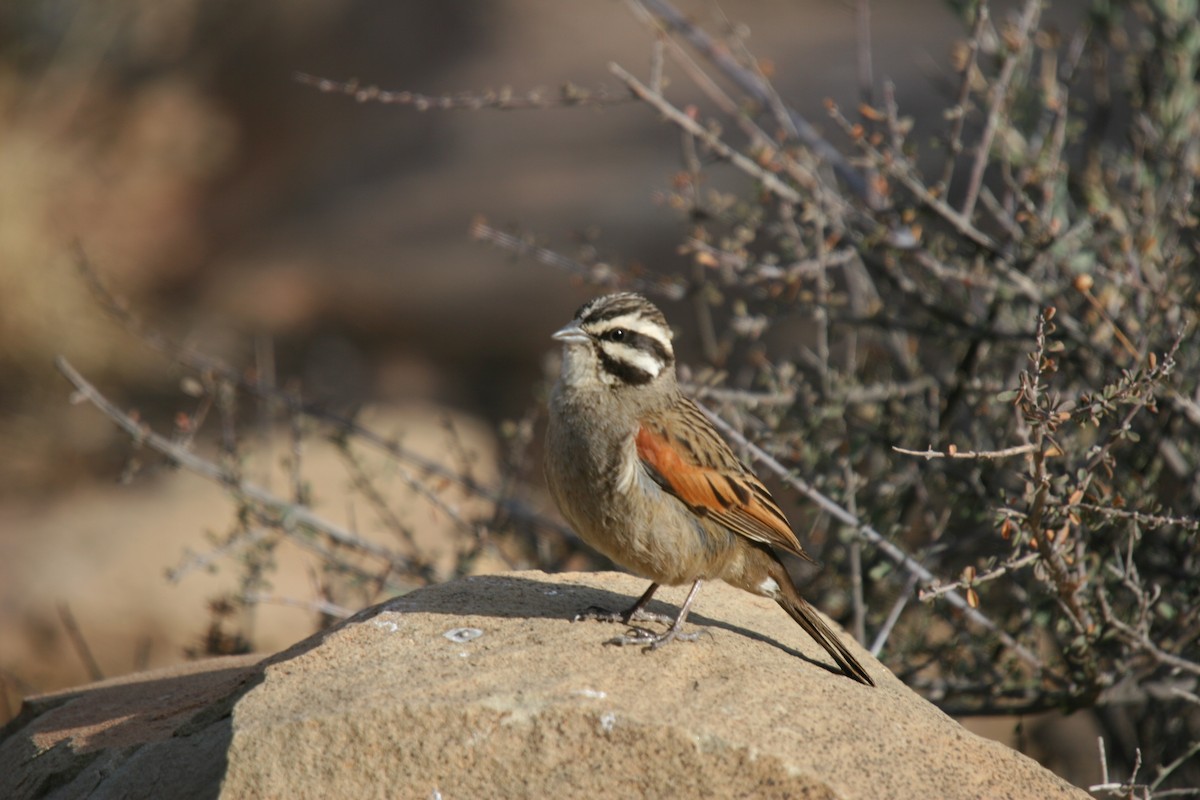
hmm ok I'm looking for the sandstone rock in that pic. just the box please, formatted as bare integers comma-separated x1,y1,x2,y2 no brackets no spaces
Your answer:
0,571,1089,799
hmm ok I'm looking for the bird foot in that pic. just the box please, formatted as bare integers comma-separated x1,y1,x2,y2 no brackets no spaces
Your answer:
572,605,675,627
604,625,703,651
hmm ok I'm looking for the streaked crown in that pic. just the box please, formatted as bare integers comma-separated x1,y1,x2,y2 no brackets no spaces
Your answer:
554,292,675,387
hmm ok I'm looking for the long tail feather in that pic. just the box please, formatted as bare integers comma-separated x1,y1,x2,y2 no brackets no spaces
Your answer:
773,566,875,686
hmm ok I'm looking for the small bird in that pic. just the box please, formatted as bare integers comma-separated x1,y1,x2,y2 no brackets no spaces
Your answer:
545,292,874,686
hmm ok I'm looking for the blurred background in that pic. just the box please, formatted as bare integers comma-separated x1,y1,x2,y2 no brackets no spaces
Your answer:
0,0,1108,785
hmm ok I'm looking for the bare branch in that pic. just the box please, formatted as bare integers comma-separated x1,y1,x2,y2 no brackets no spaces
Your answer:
696,401,1052,677
167,525,272,584
825,100,999,252
608,61,802,204
960,0,1042,219
57,602,104,682
1077,503,1200,532
469,217,685,301
629,0,881,207
57,356,415,569
933,1,989,196
295,73,632,110
73,248,573,542
918,553,1040,602
242,593,354,620
869,572,920,657
893,442,1038,460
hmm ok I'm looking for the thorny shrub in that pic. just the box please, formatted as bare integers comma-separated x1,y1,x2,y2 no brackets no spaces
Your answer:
477,0,1200,792
60,0,1198,795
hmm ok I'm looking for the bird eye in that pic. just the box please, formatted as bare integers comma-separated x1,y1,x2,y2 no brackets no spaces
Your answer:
605,328,626,342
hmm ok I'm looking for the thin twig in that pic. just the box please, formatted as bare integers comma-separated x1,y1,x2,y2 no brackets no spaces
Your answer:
58,356,413,568
837,376,941,404
843,462,866,644
608,61,802,204
72,247,574,542
870,571,920,656
892,442,1038,460
336,437,486,560
167,525,273,584
825,101,999,251
1098,597,1200,678
649,36,665,92
242,593,354,619
683,384,796,407
642,15,833,205
1077,503,1200,531
935,1,989,196
1078,283,1141,360
295,73,633,110
57,602,104,682
1152,738,1200,793
335,443,424,556
919,552,1040,602
960,0,1042,219
683,238,858,283
855,0,875,110
631,0,880,207
468,218,685,302
697,401,1052,676
254,334,276,490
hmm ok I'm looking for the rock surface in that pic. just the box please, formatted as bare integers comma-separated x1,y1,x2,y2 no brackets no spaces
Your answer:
1,571,1089,799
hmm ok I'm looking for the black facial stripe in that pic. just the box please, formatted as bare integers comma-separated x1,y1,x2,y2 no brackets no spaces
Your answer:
622,329,674,366
597,348,655,386
584,301,654,325
578,292,666,326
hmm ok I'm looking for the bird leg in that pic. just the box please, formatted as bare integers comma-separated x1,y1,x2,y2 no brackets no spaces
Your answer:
573,582,675,626
605,579,705,650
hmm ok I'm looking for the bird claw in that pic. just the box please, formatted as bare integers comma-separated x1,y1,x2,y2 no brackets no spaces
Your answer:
604,625,703,650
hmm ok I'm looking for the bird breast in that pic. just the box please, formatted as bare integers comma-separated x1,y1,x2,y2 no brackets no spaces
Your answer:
546,399,737,585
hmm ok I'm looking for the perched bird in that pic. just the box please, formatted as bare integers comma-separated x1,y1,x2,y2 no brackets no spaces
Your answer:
544,292,874,686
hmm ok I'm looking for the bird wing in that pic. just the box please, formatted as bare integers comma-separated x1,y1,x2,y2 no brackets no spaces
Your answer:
635,398,814,562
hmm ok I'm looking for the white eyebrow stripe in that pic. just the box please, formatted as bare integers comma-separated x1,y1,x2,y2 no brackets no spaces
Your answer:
600,341,664,377
592,314,673,353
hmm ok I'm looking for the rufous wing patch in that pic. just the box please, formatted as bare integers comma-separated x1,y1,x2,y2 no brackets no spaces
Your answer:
635,423,810,559
636,425,728,514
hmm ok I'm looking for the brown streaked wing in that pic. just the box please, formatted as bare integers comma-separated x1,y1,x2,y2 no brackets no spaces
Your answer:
635,399,812,561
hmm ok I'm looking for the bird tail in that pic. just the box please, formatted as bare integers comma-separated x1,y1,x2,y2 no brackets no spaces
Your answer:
772,564,875,686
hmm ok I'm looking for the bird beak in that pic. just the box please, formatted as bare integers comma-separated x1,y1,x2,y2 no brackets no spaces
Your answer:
552,321,590,344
